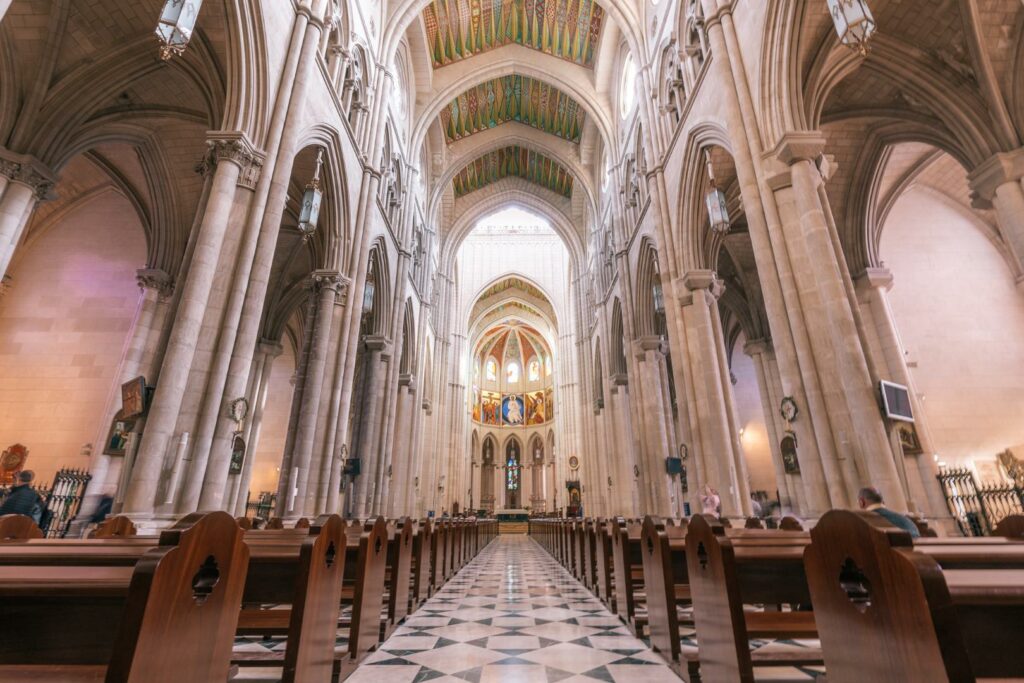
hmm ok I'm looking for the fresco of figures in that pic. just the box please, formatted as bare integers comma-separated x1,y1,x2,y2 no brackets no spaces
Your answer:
481,391,502,426
502,394,526,426
526,391,546,425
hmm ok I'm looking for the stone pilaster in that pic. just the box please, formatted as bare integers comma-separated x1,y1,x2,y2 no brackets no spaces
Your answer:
0,149,57,279
969,148,1024,287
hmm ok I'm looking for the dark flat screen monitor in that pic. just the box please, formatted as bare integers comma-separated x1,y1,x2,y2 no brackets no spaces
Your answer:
880,380,914,422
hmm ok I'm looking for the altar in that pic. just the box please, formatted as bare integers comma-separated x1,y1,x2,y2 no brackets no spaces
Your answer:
494,509,529,522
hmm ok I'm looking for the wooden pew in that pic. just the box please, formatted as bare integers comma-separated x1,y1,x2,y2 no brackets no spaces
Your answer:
89,515,136,539
610,517,648,635
0,515,387,681
685,514,822,682
0,514,43,541
384,517,413,635
410,518,432,609
805,510,1024,682
0,511,248,682
233,514,347,681
593,518,616,610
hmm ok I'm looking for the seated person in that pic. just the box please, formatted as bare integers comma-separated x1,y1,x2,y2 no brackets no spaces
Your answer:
857,486,920,538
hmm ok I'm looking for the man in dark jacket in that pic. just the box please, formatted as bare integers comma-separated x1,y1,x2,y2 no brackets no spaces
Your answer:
0,470,42,517
857,486,920,538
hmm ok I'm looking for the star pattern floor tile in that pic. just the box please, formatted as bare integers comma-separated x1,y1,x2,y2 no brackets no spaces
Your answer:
348,535,678,683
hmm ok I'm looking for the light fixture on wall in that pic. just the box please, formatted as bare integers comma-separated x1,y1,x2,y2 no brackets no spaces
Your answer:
155,0,203,61
704,150,730,234
297,149,325,241
827,0,876,55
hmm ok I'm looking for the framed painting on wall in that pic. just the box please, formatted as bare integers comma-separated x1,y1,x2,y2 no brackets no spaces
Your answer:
104,411,135,457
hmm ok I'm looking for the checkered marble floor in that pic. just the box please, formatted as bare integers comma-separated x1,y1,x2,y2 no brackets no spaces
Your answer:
346,534,681,683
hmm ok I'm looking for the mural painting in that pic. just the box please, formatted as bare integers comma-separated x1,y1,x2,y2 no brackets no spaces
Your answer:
545,388,554,420
472,386,481,422
526,391,546,425
481,391,502,426
502,394,525,426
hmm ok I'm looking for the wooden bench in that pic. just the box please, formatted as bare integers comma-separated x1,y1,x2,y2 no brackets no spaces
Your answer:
805,509,1024,682
0,513,43,541
89,515,136,539
0,511,248,682
610,517,648,635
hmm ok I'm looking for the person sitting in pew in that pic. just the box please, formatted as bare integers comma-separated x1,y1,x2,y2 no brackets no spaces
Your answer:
0,470,41,518
857,486,919,538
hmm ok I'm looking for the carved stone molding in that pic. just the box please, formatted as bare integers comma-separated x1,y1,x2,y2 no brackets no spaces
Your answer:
968,148,1024,203
0,149,57,200
679,269,725,304
196,132,265,189
135,267,175,300
311,269,348,298
0,274,12,299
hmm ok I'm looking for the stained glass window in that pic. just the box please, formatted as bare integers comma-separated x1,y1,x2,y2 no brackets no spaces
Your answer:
485,358,497,381
528,359,540,382
506,457,520,491
507,361,520,383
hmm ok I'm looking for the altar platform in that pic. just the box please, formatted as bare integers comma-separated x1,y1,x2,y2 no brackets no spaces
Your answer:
495,509,529,533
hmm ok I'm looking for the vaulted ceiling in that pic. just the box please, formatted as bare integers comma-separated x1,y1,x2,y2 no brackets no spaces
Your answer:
452,146,575,198
440,75,586,144
422,0,606,69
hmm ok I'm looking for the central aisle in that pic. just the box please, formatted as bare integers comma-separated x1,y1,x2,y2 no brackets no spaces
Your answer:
347,534,680,683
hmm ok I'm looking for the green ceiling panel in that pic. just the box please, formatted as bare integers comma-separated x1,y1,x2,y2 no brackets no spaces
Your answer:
439,75,585,144
423,0,606,69
453,146,574,199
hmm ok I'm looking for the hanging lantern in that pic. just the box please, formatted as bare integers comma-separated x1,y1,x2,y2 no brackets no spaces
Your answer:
704,150,730,234
297,149,325,240
155,0,203,61
652,280,665,316
827,0,876,55
362,279,376,315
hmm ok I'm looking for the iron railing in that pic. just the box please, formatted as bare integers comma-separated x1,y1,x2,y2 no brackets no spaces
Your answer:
0,467,91,538
937,467,1024,536
244,490,277,520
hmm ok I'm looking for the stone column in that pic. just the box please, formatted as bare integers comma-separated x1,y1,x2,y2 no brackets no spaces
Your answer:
770,136,908,511
631,336,677,515
123,133,262,515
677,271,749,517
969,149,1024,284
192,2,326,513
287,271,342,516
386,377,416,517
351,336,391,516
85,269,174,512
855,268,949,518
0,149,55,280
0,0,11,24
743,338,800,511
230,340,282,516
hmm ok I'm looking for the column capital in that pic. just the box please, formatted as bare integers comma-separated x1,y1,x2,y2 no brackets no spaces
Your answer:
197,132,265,189
632,335,666,359
363,334,391,352
0,148,57,199
311,269,348,296
135,267,175,299
0,274,12,299
678,269,725,301
257,339,284,358
769,131,828,166
854,266,894,292
742,337,772,357
968,148,1024,203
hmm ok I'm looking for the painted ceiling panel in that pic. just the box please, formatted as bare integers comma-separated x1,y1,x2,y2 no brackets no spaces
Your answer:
453,146,574,199
440,75,585,144
422,0,605,69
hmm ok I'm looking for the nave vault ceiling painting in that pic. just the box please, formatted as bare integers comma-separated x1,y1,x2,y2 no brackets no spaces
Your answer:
452,146,575,198
440,75,586,144
422,0,606,69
